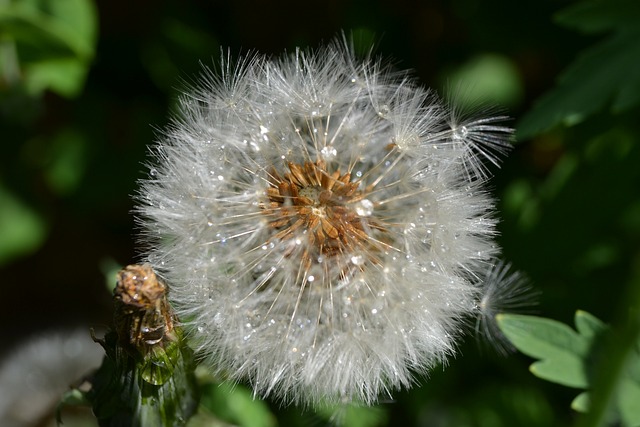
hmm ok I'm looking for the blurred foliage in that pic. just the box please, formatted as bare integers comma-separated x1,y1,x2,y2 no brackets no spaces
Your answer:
499,311,640,426
0,0,98,97
517,0,640,137
1,0,639,425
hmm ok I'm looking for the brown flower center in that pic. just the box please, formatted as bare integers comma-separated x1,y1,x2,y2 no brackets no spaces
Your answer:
262,159,383,264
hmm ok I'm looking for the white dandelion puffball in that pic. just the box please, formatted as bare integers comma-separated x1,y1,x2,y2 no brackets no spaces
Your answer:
137,38,514,406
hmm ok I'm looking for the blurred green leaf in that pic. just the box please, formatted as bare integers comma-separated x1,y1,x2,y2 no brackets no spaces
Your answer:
0,0,98,97
574,310,607,341
43,128,87,195
0,0,97,58
23,57,90,97
516,0,640,138
499,311,640,426
554,0,640,33
496,313,591,388
517,30,640,138
572,392,590,413
0,184,47,266
199,382,276,427
316,403,388,427
618,373,640,426
445,53,524,108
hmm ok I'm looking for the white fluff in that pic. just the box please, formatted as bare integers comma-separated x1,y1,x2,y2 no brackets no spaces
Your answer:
137,37,515,406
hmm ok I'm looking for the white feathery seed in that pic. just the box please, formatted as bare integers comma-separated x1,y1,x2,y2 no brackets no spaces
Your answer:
475,262,539,355
136,37,519,406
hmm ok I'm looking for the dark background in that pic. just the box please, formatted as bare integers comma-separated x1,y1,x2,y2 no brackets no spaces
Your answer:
1,0,638,426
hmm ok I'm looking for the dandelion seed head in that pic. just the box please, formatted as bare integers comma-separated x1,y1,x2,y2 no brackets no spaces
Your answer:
137,37,515,406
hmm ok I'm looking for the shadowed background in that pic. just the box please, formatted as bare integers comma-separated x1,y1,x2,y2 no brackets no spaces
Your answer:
1,0,638,426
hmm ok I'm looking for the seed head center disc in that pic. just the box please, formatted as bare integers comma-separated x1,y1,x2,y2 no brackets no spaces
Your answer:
263,160,380,260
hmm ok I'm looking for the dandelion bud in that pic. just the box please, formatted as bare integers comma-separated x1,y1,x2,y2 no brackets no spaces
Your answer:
137,37,515,406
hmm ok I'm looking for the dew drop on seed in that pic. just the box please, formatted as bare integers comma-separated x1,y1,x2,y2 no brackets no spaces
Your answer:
453,126,468,140
377,104,390,117
354,199,373,216
350,255,364,265
320,145,337,159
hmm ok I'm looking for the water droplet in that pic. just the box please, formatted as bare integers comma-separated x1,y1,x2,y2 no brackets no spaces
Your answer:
149,168,157,176
377,104,390,117
350,255,364,265
453,125,468,140
354,199,374,216
371,308,378,314
307,275,315,282
320,145,337,158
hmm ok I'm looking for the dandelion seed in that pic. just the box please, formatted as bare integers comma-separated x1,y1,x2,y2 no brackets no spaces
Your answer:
475,262,539,356
137,36,516,406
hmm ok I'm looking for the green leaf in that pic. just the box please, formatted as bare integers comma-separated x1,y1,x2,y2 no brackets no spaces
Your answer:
618,374,640,426
554,0,640,33
0,0,98,97
0,0,97,58
571,391,590,413
574,310,607,341
0,184,48,266
496,313,590,387
517,29,640,138
316,403,388,427
23,57,91,97
199,382,276,427
43,128,88,194
445,53,524,108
